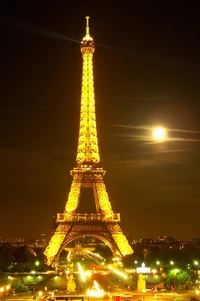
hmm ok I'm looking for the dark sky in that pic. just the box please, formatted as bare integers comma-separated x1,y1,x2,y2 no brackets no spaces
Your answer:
1,1,200,241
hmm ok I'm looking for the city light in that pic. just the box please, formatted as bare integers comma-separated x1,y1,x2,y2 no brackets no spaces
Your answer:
173,269,179,273
87,250,106,262
108,266,128,279
67,251,71,262
136,262,151,274
77,262,86,281
87,281,105,298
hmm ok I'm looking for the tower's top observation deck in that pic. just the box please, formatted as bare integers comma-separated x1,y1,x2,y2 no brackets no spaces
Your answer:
81,16,95,49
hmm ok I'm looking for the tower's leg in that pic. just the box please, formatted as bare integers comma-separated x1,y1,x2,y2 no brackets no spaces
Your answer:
106,224,133,256
45,177,81,265
44,224,71,266
95,182,114,218
65,176,81,214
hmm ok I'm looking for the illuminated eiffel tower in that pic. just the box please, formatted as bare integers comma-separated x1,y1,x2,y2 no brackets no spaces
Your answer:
44,17,133,266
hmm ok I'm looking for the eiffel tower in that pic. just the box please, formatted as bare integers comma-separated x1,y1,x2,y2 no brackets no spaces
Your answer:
44,17,133,266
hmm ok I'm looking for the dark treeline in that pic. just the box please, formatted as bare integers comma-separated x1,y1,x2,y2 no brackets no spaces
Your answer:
123,243,200,269
0,243,49,272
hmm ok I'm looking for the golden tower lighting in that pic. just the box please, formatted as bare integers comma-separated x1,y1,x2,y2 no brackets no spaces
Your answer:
44,17,133,266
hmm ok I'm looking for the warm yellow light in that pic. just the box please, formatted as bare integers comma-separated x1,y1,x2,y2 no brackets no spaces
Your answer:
87,281,105,298
152,127,166,142
173,269,179,273
44,16,133,266
85,271,92,276
77,262,86,281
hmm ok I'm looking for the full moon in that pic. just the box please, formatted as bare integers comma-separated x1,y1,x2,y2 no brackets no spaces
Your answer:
152,126,167,142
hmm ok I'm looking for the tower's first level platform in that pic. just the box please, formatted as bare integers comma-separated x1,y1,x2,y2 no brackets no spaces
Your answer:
57,212,120,222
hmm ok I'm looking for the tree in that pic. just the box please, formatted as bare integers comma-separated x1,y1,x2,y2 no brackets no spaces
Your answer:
11,279,29,293
14,245,35,271
0,243,15,271
14,246,34,263
165,269,190,288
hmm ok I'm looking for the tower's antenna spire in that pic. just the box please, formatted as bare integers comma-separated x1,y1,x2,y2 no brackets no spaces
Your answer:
82,16,93,41
86,16,90,37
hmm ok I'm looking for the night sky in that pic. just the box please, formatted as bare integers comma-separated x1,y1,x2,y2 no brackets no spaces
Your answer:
1,1,200,241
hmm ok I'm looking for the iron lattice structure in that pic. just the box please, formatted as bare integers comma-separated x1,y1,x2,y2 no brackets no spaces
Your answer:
44,17,133,266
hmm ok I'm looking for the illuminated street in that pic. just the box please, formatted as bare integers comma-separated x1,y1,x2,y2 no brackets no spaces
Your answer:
3,291,199,301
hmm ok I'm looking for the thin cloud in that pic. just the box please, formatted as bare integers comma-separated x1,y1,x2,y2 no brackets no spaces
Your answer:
106,149,187,169
109,124,200,144
111,124,200,134
101,96,173,101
